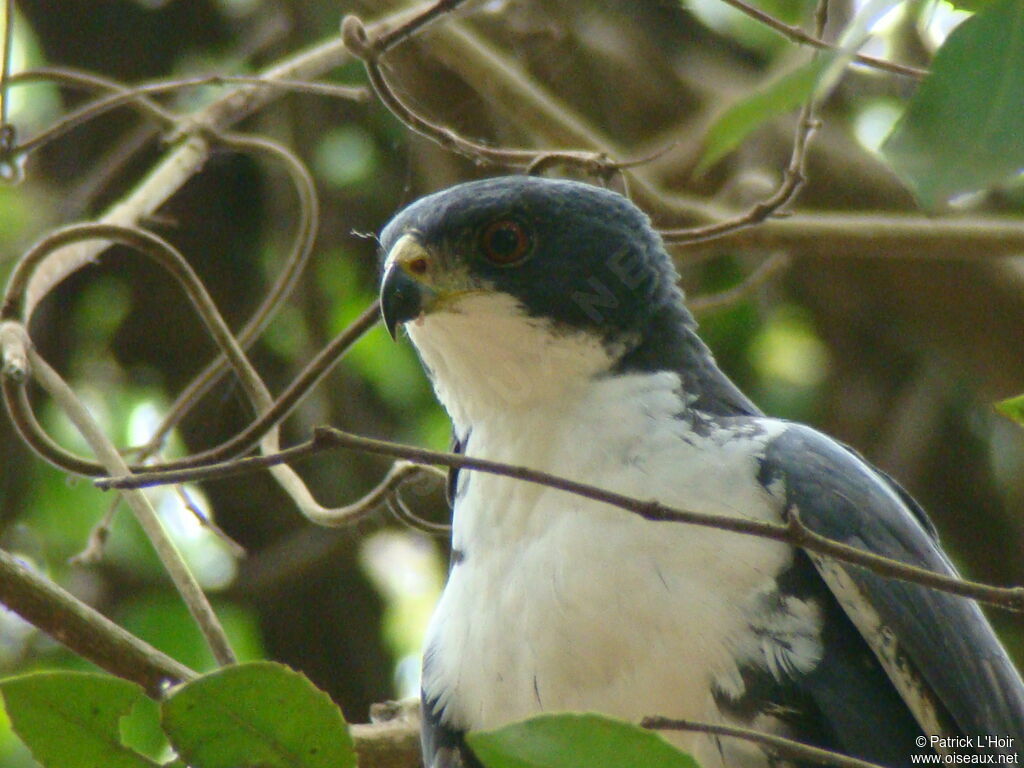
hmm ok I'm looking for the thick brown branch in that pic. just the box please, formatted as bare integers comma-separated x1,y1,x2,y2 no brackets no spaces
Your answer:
0,547,195,697
0,544,421,765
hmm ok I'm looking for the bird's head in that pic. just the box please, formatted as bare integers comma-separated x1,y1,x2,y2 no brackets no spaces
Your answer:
378,176,690,427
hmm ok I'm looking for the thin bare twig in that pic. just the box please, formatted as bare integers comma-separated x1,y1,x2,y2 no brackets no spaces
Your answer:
8,218,427,530
142,301,380,473
1,220,378,479
342,14,546,169
662,87,819,245
662,143,812,241
352,0,1024,262
389,496,451,536
10,66,178,124
662,0,832,246
98,425,1024,613
15,8,381,313
643,716,888,768
1,0,16,129
373,0,473,53
341,10,661,185
8,70,366,158
176,485,247,559
1,219,395,530
715,0,926,79
304,460,450,531
688,253,791,314
385,462,451,535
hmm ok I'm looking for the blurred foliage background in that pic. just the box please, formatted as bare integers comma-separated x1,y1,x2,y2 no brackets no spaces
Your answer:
1,0,1023,765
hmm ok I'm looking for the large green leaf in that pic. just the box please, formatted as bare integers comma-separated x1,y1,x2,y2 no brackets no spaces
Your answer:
467,713,700,768
0,672,159,768
697,58,824,174
995,393,1024,426
161,661,355,768
696,0,898,174
881,0,1024,207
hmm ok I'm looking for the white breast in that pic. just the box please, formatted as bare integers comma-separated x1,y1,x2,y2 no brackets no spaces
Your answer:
421,371,805,767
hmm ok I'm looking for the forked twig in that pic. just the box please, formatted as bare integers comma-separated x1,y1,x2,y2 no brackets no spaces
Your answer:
714,0,925,79
661,0,832,246
340,7,668,186
661,97,818,246
2,223,273,477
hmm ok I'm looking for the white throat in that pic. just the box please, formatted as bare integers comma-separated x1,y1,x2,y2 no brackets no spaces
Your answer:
405,293,617,432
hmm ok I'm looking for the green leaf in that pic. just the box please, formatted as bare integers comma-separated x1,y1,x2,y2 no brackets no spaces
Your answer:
881,0,1024,207
697,0,900,174
0,672,159,768
467,713,700,768
120,695,171,761
996,393,1024,426
946,0,989,11
696,58,825,174
161,661,355,768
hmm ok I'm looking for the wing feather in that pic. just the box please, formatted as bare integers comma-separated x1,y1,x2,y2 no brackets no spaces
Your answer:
761,424,1024,757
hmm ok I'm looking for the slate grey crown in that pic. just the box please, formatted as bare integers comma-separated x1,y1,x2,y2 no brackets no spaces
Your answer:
379,176,684,342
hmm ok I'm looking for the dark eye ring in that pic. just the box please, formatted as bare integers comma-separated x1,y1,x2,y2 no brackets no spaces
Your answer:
480,220,530,266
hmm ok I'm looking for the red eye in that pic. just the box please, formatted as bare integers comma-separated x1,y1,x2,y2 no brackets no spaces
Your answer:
481,220,530,265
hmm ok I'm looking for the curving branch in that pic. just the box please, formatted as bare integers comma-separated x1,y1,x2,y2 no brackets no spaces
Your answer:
351,0,1024,260
10,2,429,316
1,219,381,477
130,131,321,462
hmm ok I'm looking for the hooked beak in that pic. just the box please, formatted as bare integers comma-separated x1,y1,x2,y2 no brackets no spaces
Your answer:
380,234,435,340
